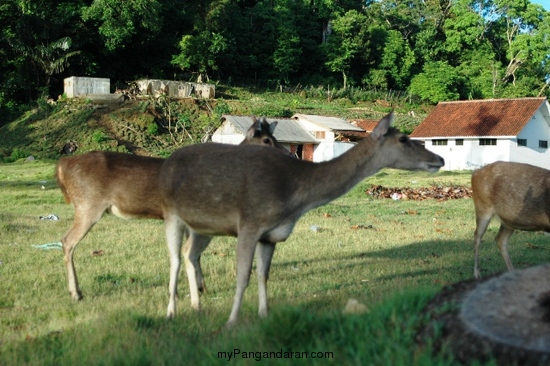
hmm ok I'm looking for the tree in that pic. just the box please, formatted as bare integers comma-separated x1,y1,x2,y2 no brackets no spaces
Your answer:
272,1,304,85
409,61,462,103
1,0,86,102
171,32,228,81
324,10,367,89
13,37,80,88
81,0,163,52
487,0,549,92
273,34,302,85
364,28,415,89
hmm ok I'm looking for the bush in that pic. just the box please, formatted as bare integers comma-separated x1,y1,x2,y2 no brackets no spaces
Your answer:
4,148,31,163
147,123,159,135
92,130,109,143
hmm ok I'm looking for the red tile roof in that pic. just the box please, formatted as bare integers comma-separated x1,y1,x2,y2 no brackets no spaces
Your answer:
410,98,546,138
340,119,378,139
350,119,379,133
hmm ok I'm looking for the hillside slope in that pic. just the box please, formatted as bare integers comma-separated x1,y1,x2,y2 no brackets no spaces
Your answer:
0,88,429,162
0,97,203,161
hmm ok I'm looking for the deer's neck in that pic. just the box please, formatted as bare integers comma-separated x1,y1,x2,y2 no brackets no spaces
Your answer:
295,136,382,209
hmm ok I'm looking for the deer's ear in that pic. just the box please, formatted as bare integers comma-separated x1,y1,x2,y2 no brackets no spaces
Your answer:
246,116,260,139
371,111,395,141
268,121,278,134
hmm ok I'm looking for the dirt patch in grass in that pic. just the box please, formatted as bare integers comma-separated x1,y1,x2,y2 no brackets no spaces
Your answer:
366,184,472,201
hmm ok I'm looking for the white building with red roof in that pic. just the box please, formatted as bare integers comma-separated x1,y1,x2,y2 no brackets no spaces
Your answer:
410,98,550,170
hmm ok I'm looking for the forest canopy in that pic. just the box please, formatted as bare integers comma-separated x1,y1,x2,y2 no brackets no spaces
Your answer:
1,0,549,122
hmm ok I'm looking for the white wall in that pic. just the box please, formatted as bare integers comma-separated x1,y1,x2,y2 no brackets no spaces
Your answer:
428,139,511,171
333,142,356,159
211,121,245,144
510,111,550,169
64,77,110,97
312,141,355,162
308,127,334,162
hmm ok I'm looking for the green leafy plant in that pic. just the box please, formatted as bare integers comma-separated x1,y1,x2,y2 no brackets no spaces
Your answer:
92,130,109,143
7,148,31,162
147,122,159,135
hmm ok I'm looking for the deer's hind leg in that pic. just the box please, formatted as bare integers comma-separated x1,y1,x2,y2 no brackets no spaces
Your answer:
495,224,515,271
165,213,186,318
473,209,493,278
62,205,104,300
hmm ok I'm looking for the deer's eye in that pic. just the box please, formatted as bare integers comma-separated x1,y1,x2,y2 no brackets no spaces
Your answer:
263,138,271,144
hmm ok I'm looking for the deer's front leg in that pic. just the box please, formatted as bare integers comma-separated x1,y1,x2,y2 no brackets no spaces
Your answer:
256,241,276,318
183,232,212,311
226,232,260,328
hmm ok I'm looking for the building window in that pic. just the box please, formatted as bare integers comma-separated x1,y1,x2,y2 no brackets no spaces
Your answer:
455,139,464,146
315,131,326,139
517,139,527,147
479,139,497,146
432,139,448,146
539,140,548,149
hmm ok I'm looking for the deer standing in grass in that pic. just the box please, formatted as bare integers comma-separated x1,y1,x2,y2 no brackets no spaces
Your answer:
159,112,444,327
472,161,550,278
56,117,284,301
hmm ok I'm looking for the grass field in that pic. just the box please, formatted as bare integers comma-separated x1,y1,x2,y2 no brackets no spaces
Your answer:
1,159,548,365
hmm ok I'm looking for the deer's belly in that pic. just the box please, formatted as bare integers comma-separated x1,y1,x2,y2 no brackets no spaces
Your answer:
262,222,296,243
499,215,550,232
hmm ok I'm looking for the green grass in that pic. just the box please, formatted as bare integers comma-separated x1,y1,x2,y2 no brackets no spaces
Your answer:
1,161,547,364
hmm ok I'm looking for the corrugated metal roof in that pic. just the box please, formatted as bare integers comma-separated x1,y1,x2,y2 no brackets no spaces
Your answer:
220,115,255,135
268,119,318,143
410,98,547,138
221,115,318,143
292,114,364,131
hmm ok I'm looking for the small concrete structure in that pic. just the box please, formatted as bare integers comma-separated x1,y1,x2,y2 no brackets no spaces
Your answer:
64,77,110,98
135,79,215,99
63,76,215,100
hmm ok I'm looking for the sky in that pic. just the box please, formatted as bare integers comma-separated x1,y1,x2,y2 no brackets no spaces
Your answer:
531,0,550,11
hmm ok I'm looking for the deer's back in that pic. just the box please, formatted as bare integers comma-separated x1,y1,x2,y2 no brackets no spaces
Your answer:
160,143,313,234
472,161,550,231
56,151,165,219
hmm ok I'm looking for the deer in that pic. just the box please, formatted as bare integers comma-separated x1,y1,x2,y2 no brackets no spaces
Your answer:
158,111,445,327
56,117,285,302
472,161,550,278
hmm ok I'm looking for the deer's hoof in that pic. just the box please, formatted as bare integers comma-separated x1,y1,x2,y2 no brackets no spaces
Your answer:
198,282,207,294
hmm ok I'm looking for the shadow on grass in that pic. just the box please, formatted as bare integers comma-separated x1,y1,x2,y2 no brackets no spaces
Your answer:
0,213,40,233
275,236,550,284
1,287,463,366
276,238,471,269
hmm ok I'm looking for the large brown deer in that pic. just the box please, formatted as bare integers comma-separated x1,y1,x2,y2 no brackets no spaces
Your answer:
159,111,445,327
472,161,550,278
56,117,284,301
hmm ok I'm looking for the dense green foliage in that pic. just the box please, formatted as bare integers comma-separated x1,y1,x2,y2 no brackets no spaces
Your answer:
1,0,549,126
